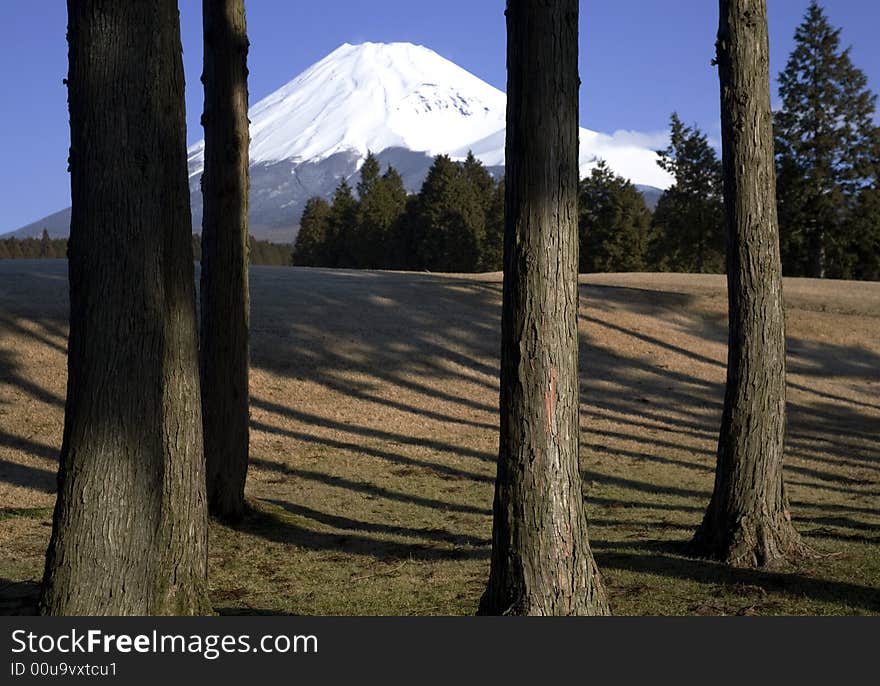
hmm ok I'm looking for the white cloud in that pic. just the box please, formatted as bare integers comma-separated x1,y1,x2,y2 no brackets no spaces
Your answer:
580,128,674,189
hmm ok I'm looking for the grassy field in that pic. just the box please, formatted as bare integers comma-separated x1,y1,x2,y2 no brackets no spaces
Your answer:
0,259,878,615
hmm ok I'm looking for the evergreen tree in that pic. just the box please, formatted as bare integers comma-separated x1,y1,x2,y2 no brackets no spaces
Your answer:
388,194,421,270
293,197,331,266
444,178,486,272
337,152,382,267
849,184,880,280
462,150,495,212
326,179,358,267
412,154,459,270
412,154,485,272
357,164,407,268
39,229,52,258
651,113,724,273
356,151,381,199
52,236,66,259
578,161,651,273
248,235,264,264
774,1,880,278
481,177,505,271
460,151,501,272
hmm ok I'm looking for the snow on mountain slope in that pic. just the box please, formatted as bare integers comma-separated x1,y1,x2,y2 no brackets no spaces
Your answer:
188,42,508,177
451,126,672,188
187,41,672,189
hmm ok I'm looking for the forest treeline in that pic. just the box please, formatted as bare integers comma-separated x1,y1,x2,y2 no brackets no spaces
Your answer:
292,140,715,275
293,100,877,280
293,3,880,280
0,230,291,266
0,231,67,259
192,234,291,266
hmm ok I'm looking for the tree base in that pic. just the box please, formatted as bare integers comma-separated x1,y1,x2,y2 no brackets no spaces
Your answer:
690,510,814,568
477,586,611,616
477,555,611,616
208,488,248,524
39,575,212,617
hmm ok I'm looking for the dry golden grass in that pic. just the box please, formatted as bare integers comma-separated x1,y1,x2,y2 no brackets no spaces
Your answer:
1,260,878,615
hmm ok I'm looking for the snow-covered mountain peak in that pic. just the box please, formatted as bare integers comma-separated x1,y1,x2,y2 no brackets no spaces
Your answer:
187,41,672,191
188,42,507,176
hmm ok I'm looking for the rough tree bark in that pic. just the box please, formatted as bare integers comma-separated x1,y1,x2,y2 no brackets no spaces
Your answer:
200,0,251,522
692,0,809,567
40,0,210,615
478,0,609,616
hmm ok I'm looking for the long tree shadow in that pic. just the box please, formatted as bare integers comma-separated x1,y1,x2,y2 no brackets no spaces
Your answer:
251,419,492,483
250,458,490,515
0,349,65,408
0,578,40,616
0,456,56,492
264,499,489,548
232,500,490,562
252,399,495,464
0,431,58,462
595,548,880,614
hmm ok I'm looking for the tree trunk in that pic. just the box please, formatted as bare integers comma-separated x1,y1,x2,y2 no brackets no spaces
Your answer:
40,0,210,615
479,0,609,616
200,0,251,522
692,0,809,567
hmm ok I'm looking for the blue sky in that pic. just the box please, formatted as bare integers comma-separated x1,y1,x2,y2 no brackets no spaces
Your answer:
1,0,878,231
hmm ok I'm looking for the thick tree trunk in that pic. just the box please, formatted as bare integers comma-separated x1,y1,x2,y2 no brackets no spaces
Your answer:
692,0,809,567
479,0,609,616
200,0,251,522
40,1,210,615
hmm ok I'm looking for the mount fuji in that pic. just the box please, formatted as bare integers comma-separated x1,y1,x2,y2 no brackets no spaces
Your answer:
7,42,672,242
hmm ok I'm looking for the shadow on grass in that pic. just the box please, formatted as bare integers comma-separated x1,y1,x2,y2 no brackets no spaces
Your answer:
0,456,56,492
251,400,495,464
264,499,489,548
252,421,492,483
596,545,880,614
250,458,490,516
231,500,490,563
0,579,40,616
